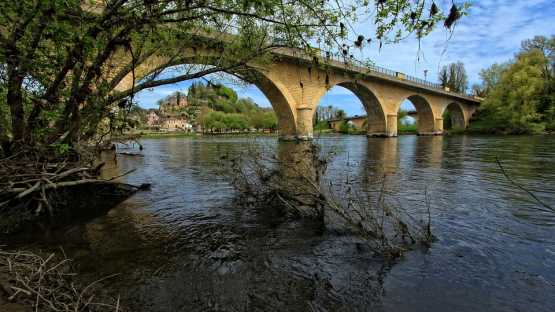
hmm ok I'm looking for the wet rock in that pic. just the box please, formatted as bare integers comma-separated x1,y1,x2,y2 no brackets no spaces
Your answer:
210,248,234,260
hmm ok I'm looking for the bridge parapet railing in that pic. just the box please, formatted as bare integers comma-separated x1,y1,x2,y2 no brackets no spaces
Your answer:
316,51,457,95
272,41,478,99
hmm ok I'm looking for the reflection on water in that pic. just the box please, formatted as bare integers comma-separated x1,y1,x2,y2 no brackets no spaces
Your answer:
4,135,555,312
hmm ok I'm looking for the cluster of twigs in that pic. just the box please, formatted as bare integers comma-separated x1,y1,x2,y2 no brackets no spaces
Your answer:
225,143,329,219
328,171,434,258
0,148,140,215
1,159,101,213
0,248,121,311
225,142,434,259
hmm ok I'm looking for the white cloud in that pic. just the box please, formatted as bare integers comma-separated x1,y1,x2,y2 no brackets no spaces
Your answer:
351,0,554,86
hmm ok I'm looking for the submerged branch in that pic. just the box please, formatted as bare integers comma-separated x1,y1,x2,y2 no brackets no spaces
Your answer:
495,156,554,212
223,142,434,259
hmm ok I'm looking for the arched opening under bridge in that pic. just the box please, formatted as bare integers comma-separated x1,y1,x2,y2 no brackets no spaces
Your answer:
314,82,386,136
130,64,286,136
397,95,436,135
442,102,466,130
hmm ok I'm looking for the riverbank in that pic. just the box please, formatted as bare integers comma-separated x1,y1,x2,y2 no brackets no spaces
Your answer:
128,130,279,139
0,148,149,236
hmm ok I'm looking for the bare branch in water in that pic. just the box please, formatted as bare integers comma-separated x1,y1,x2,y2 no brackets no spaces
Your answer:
223,141,435,260
496,156,554,212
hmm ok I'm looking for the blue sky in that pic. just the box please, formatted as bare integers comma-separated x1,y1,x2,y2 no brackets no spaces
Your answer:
134,0,555,116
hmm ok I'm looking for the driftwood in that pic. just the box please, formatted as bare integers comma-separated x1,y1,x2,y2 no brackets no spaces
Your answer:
116,152,143,157
0,150,144,211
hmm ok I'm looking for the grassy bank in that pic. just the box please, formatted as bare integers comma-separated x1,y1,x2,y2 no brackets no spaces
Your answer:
136,131,198,139
398,124,417,135
131,130,280,139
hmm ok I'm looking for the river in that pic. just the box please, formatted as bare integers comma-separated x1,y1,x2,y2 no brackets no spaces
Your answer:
7,135,555,311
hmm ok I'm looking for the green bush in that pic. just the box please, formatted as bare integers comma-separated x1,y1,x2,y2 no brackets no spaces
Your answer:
314,120,330,131
338,121,356,134
398,123,417,133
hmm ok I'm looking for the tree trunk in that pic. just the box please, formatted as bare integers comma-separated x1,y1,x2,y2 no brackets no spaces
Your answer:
67,100,81,144
6,64,25,143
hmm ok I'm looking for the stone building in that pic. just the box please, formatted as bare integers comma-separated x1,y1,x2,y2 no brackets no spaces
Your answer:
159,92,188,113
329,115,367,131
143,92,195,131
146,110,160,127
161,116,192,131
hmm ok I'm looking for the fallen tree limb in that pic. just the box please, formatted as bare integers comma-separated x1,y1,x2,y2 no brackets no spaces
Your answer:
496,156,554,212
52,167,91,181
116,152,143,157
1,173,147,209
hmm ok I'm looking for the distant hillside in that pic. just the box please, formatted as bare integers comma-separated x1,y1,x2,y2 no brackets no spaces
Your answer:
187,82,276,131
133,82,277,131
187,82,271,114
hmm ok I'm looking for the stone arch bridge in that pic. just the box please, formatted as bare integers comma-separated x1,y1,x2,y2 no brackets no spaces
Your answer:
114,46,481,140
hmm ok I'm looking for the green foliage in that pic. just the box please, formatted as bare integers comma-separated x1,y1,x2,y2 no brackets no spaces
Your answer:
249,111,278,130
443,110,452,129
398,123,417,133
474,49,553,134
201,111,250,131
470,35,555,134
188,82,277,131
479,63,508,95
338,121,356,134
314,120,330,131
188,82,244,113
51,143,71,156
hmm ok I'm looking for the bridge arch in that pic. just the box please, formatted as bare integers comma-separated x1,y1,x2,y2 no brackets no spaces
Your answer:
115,55,299,139
442,102,466,130
397,94,436,135
313,80,387,136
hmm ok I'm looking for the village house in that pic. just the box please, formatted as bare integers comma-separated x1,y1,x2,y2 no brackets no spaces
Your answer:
145,92,195,132
161,116,193,131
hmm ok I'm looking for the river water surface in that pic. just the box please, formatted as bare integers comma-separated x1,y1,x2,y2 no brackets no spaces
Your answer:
8,135,555,311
